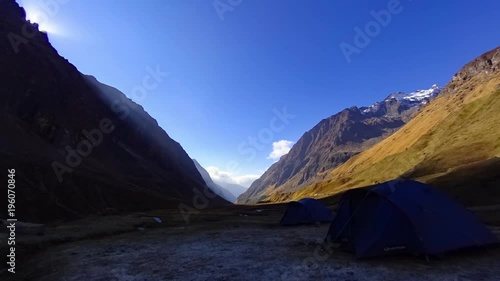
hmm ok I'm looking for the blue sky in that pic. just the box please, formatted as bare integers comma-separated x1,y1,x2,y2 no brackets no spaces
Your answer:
18,0,500,186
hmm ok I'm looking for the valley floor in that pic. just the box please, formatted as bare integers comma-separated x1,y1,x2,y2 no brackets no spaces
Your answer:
4,205,500,281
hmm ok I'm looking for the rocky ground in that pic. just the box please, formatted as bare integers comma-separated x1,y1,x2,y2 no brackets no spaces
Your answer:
2,205,500,281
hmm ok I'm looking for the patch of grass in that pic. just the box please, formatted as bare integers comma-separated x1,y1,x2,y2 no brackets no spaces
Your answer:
279,75,500,206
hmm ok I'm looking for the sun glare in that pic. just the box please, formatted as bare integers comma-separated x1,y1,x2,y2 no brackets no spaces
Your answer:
22,5,63,36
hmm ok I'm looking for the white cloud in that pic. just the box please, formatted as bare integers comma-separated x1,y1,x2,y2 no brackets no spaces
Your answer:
267,140,294,160
206,166,260,188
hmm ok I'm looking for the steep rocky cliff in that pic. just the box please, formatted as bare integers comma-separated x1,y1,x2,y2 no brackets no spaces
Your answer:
238,85,440,203
286,46,500,206
0,0,227,222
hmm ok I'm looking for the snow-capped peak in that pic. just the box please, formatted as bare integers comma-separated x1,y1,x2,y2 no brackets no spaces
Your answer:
361,85,441,115
385,84,441,103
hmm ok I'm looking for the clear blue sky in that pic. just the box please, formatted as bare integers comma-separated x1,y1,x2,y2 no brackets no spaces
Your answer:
18,0,500,186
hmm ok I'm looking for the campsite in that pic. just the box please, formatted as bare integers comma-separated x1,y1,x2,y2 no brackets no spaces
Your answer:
5,181,500,281
1,1,500,280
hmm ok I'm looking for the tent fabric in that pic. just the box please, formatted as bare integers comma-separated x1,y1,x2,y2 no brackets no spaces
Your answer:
326,179,498,258
279,198,333,225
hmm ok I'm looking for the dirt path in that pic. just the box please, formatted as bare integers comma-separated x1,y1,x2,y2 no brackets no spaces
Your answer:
15,222,500,281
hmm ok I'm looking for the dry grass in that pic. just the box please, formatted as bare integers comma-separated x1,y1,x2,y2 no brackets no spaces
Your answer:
4,204,500,281
278,73,500,203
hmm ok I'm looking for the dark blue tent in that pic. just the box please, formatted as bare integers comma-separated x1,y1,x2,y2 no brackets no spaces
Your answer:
326,179,498,258
280,198,333,225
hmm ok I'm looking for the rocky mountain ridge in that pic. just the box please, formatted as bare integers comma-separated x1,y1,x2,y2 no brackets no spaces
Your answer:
193,159,237,203
0,0,227,222
273,46,500,206
238,85,441,203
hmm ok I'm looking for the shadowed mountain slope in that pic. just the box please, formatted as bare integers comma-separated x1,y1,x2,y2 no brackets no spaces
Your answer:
0,0,227,222
193,159,237,203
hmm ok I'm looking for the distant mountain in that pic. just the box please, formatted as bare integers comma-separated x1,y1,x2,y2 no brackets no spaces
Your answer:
237,85,441,203
213,181,247,199
360,84,441,118
273,46,500,206
0,0,227,222
193,160,236,203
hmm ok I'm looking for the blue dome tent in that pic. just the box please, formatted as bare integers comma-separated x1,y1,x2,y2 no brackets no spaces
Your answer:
325,179,498,258
279,198,334,225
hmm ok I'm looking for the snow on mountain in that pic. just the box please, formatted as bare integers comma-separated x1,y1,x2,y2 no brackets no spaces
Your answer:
361,85,441,115
362,103,382,114
385,84,441,102
238,84,444,204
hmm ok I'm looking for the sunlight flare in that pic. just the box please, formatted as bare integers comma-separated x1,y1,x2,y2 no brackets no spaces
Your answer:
22,3,64,36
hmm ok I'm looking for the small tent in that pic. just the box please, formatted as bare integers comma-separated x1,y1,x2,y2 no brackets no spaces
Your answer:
279,198,333,225
325,179,498,258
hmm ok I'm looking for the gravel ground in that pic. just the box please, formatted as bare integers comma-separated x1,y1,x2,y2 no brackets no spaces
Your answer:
16,223,500,281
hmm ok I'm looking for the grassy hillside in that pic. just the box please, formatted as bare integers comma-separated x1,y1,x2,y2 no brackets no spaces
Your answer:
273,71,500,204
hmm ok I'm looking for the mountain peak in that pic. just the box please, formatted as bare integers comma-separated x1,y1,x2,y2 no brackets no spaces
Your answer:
361,85,441,115
384,84,441,103
452,47,500,82
238,85,441,203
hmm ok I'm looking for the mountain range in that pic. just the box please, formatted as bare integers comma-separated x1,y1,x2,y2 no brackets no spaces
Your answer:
240,46,500,206
193,159,237,203
0,0,228,222
1,0,498,222
214,181,248,199
238,85,442,203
